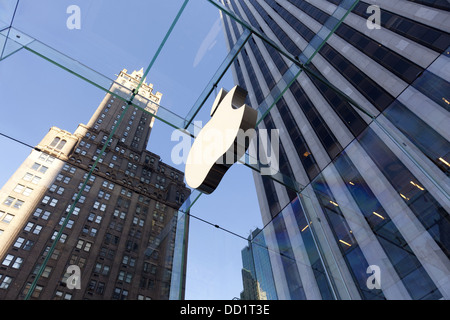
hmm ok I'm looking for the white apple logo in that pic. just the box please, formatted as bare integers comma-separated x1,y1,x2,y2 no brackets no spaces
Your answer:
185,86,257,194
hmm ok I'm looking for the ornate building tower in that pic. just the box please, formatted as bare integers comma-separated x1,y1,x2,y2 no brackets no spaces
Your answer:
0,69,190,300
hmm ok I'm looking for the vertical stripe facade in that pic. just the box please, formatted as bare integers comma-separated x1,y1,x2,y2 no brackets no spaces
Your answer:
221,0,450,300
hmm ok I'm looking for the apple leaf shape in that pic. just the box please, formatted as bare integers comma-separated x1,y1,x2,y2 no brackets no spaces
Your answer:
185,86,257,194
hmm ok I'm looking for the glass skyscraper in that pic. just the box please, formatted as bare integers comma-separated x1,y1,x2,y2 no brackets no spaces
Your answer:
240,228,277,300
222,0,450,299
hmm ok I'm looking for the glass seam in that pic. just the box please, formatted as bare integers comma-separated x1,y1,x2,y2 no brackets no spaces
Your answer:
184,28,252,128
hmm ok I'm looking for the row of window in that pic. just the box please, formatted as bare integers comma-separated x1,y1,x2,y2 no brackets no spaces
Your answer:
13,237,34,251
23,172,41,185
2,254,23,269
0,249,158,299
75,144,171,188
1,279,73,300
3,197,24,210
349,0,450,53
31,162,48,174
13,184,33,197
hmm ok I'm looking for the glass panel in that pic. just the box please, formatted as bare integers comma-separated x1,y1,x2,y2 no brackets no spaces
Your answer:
184,28,252,128
0,0,18,30
0,0,447,303
181,165,264,299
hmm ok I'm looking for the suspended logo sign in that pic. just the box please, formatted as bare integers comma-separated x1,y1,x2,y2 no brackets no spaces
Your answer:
185,86,257,194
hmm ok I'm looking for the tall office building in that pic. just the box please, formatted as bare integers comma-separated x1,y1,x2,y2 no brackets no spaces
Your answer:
221,0,449,299
240,228,277,300
0,69,190,300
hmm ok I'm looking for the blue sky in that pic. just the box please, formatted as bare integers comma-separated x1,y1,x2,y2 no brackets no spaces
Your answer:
0,0,265,299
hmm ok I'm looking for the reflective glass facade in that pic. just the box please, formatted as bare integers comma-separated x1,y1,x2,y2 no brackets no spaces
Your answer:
221,0,449,300
0,0,448,301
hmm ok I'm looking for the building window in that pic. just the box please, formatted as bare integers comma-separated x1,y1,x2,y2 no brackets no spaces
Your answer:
82,226,98,237
76,239,84,250
56,174,71,184
102,180,115,190
96,282,105,294
0,276,12,289
42,211,51,220
63,164,77,174
2,255,22,269
42,196,58,207
78,183,91,192
117,271,133,283
88,280,96,291
122,255,136,267
84,242,92,252
104,233,120,245
42,196,50,205
82,173,96,183
59,217,74,229
13,200,24,209
94,263,110,276
72,193,86,204
31,162,48,174
33,265,53,278
132,217,145,227
22,173,33,182
13,237,25,248
33,225,43,235
38,153,56,163
23,187,33,197
24,222,34,232
2,213,14,224
56,140,67,150
56,187,65,195
2,254,14,267
50,137,60,148
65,205,80,216
13,184,25,194
51,231,67,243
112,287,128,300
100,247,115,260
76,239,92,252
54,291,72,300
34,208,51,221
3,196,15,206
23,283,43,298
23,240,34,251
31,176,41,184
88,213,102,224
